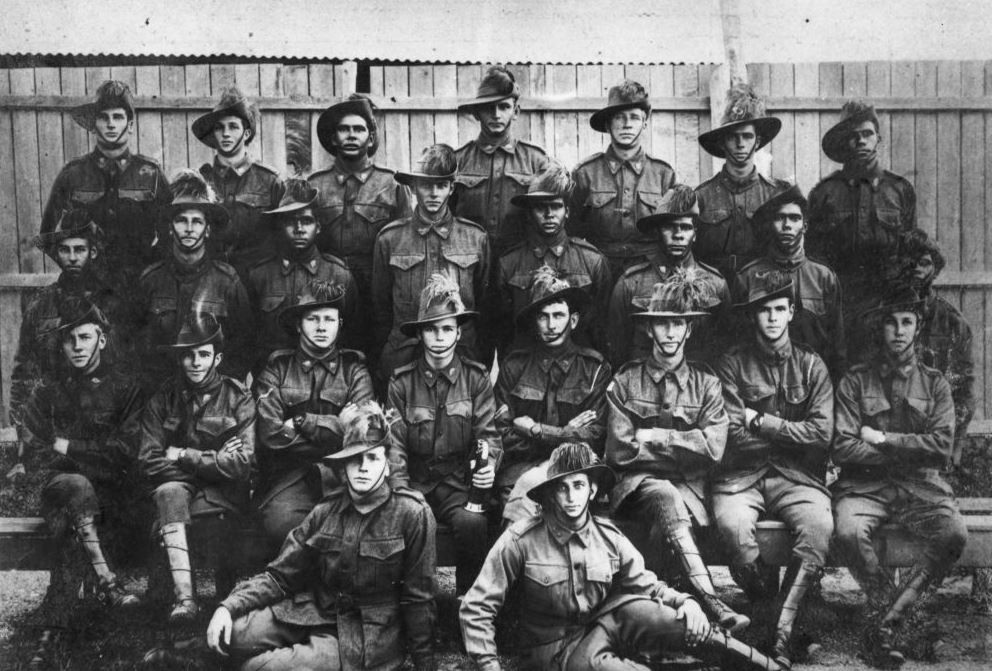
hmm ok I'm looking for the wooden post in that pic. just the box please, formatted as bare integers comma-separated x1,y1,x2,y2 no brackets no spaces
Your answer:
339,61,358,96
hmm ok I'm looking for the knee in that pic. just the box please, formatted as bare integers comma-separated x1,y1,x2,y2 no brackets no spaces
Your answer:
832,507,867,552
799,512,835,555
153,481,188,507
934,517,969,561
450,508,489,539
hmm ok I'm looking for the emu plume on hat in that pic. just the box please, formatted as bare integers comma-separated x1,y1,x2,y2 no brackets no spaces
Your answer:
510,159,574,206
394,144,458,186
636,184,700,233
35,208,103,259
400,272,477,337
734,269,794,310
192,86,261,148
70,80,135,132
265,178,319,217
327,400,394,461
515,265,589,326
166,169,230,226
632,269,716,319
278,279,348,333
526,442,615,503
458,65,522,111
698,83,782,157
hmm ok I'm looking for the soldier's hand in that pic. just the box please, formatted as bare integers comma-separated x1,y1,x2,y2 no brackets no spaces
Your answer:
206,606,233,656
52,437,70,456
471,462,496,490
566,410,598,429
512,416,537,435
165,446,184,461
860,426,886,445
676,598,710,647
634,428,657,444
744,407,759,427
5,462,26,481
221,436,244,452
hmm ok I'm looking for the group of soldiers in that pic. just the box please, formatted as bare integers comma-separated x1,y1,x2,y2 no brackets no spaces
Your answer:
6,64,977,671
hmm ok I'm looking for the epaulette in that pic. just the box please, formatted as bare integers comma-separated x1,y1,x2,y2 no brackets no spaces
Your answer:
307,166,333,180
503,348,532,362
500,240,527,256
517,138,548,155
454,216,486,232
461,356,490,374
247,254,279,272
616,358,646,377
392,486,428,505
694,173,718,190
695,260,724,279
65,154,90,168
319,251,348,267
793,341,818,356
575,152,605,170
642,151,674,169
918,361,945,379
131,152,161,167
392,360,419,377
318,487,348,504
592,515,623,535
686,358,718,377
849,362,872,373
455,140,474,154
804,253,836,272
221,375,250,394
266,348,295,364
251,161,279,177
621,260,652,277
211,260,239,278
575,346,605,363
882,168,913,185
138,260,166,281
370,163,397,174
506,515,544,538
820,169,846,183
338,348,367,364
569,236,602,254
376,218,410,237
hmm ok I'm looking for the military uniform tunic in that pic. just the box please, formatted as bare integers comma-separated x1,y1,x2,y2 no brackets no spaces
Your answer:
917,289,975,444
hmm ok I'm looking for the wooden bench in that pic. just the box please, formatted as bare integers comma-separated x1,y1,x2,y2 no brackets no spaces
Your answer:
2,498,991,572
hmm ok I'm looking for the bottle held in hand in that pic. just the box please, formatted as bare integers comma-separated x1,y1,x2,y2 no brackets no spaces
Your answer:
464,440,490,514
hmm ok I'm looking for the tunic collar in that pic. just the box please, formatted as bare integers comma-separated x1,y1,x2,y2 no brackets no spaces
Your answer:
475,133,517,155
415,207,453,238
605,145,645,175
645,355,689,389
420,355,461,387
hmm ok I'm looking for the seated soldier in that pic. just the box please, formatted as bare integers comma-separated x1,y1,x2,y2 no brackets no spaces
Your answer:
20,298,144,616
496,266,610,523
247,178,359,375
460,442,785,671
253,280,374,555
606,272,749,633
139,313,256,623
832,286,968,668
206,401,436,671
387,273,503,595
713,272,835,668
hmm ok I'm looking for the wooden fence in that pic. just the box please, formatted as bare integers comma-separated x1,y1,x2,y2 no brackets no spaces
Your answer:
1,60,991,425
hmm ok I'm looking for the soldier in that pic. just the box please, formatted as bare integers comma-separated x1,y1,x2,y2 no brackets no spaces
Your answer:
695,84,785,280
372,144,490,385
734,184,846,378
832,286,968,668
496,267,611,523
807,100,916,337
497,160,610,353
9,210,126,479
713,273,835,668
387,274,502,595
253,280,374,555
607,185,730,368
41,80,170,291
20,298,144,618
139,313,255,623
460,442,784,671
606,274,749,634
192,86,284,279
206,401,437,671
246,179,359,374
569,80,676,283
309,93,412,356
136,170,252,387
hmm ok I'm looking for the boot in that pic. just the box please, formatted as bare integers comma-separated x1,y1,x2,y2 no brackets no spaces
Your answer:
699,627,785,670
771,559,824,669
73,515,140,609
730,557,780,603
867,565,933,669
668,526,750,633
160,522,198,623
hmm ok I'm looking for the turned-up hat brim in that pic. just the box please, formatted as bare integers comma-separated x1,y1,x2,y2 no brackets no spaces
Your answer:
399,309,477,338
515,287,589,327
822,108,880,163
589,100,652,133
527,462,615,503
316,97,380,157
698,117,782,158
278,294,347,334
264,194,318,217
192,98,260,148
457,92,519,112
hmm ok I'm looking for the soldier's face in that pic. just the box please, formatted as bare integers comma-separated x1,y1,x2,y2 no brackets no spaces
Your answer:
344,445,389,494
848,120,880,160
181,345,221,384
299,307,341,350
281,208,320,250
913,253,937,283
61,323,106,371
535,301,578,347
334,114,372,159
649,317,690,357
56,237,96,274
883,311,918,355
527,198,568,237
419,317,461,358
753,297,794,342
93,107,132,148
212,115,251,156
474,99,519,137
171,209,209,253
609,109,647,149
414,178,453,214
552,474,597,521
721,124,758,166
659,219,696,259
770,203,806,249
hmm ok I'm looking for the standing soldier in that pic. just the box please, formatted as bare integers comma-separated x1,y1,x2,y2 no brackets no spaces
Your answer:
387,274,502,595
713,273,835,669
607,185,730,368
139,313,255,623
735,184,846,378
497,160,610,353
807,100,916,339
309,93,412,357
246,179,359,374
206,402,437,671
136,170,252,386
372,144,490,385
832,287,968,668
496,267,611,523
694,84,784,280
606,274,750,634
41,80,170,291
192,86,284,279
569,80,676,283
253,281,374,555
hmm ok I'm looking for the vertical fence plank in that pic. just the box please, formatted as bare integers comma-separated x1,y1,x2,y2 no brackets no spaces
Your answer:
433,65,458,147
35,68,64,274
308,64,337,173
674,65,700,187
842,62,867,97
383,66,411,171
60,68,88,163
0,70,17,423
505,64,532,144
409,64,435,159
696,64,714,183
890,62,916,189
915,61,938,237
134,66,164,167
793,63,819,193
11,70,43,274
936,62,962,272
576,65,602,162
530,65,552,154
650,65,676,175
283,64,311,178
551,65,579,169
456,65,482,148
209,64,236,93
867,62,892,171
818,63,843,182
160,65,188,177
184,65,212,170
259,64,287,175
769,63,796,181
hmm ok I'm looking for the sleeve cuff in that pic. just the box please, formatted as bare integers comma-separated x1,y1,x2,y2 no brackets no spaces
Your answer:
179,448,203,469
758,414,785,438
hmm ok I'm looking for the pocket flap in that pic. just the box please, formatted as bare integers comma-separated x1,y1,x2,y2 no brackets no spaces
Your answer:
455,174,487,189
586,562,614,583
783,384,811,405
698,209,730,225
905,396,931,416
408,405,436,424
861,395,891,417
524,562,569,586
442,251,479,269
359,537,405,560
741,384,776,402
505,172,533,187
389,254,425,271
637,191,664,211
117,189,153,202
150,296,177,314
260,294,288,313
234,191,270,208
445,398,473,418
586,191,616,209
306,534,342,552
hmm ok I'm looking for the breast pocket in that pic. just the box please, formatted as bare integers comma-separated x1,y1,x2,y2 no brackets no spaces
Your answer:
671,404,701,432
388,254,426,306
585,191,616,214
860,395,892,427
904,396,933,432
406,405,438,456
197,415,238,446
306,533,344,585
741,384,776,415
442,250,481,302
504,171,533,198
357,536,405,588
523,562,570,611
781,384,812,422
149,296,178,332
635,191,664,220
438,398,473,457
585,559,618,605
233,191,272,210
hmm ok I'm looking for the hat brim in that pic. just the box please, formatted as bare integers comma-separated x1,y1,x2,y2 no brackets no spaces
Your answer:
278,298,347,333
165,202,230,228
527,463,615,503
752,187,807,226
264,195,319,216
515,288,590,327
632,309,710,319
733,284,794,310
698,117,782,157
35,224,103,257
457,93,518,112
395,171,457,187
192,100,260,148
316,99,380,157
509,190,566,207
157,331,222,351
636,213,698,234
325,440,389,462
822,111,879,163
399,310,477,338
589,101,652,133
70,102,99,132
859,298,926,320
